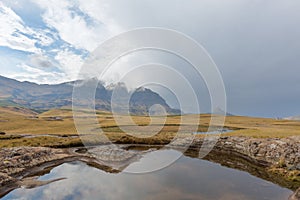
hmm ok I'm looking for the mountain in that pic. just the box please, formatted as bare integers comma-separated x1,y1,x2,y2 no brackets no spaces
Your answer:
0,75,180,115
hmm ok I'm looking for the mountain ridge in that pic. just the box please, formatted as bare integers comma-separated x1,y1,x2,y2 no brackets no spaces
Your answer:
0,75,180,115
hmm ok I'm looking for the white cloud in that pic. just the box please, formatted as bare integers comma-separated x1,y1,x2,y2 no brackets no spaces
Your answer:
54,48,84,80
0,2,39,53
0,2,54,53
27,28,55,46
77,0,121,36
34,0,122,52
9,49,85,83
0,0,123,84
0,0,28,10
7,63,65,84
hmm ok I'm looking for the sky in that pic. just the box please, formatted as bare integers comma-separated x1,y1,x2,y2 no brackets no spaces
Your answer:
0,0,299,117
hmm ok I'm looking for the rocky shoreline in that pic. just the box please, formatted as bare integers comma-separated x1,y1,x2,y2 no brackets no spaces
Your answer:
0,136,299,199
0,147,75,197
213,136,300,170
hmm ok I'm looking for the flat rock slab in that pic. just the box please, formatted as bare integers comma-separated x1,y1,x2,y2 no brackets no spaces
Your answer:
0,147,71,186
214,136,300,169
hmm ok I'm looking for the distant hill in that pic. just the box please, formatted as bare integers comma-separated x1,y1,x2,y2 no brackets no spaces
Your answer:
0,106,37,117
212,107,234,116
0,76,180,115
284,116,300,121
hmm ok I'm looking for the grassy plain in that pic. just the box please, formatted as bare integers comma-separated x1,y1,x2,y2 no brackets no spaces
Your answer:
0,106,300,148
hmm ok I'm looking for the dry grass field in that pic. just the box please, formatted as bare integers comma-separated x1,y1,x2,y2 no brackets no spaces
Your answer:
0,106,300,148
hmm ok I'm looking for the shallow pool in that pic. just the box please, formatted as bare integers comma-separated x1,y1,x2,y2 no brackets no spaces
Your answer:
2,150,292,200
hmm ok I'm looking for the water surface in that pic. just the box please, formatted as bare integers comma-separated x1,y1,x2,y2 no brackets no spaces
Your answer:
193,128,233,135
2,150,292,200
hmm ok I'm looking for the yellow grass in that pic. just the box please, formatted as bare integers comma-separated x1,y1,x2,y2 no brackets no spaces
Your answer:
0,107,300,142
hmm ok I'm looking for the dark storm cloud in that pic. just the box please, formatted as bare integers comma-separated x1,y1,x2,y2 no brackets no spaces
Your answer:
98,0,300,117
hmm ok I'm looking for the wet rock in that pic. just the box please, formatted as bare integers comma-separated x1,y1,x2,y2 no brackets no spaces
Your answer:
0,147,71,188
88,145,139,162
